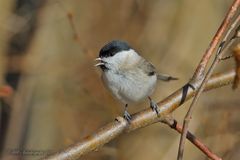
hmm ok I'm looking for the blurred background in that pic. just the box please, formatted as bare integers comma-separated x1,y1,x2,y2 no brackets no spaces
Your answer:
0,0,239,160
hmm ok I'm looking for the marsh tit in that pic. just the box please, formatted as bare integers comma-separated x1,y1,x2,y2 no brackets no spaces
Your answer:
95,40,177,122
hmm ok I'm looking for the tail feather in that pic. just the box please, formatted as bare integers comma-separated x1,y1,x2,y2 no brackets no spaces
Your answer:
157,73,178,81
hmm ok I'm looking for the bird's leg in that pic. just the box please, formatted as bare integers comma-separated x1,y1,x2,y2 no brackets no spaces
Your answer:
123,104,131,122
148,97,159,115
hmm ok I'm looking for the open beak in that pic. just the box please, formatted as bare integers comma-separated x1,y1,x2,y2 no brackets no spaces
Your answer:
94,57,105,67
95,57,102,61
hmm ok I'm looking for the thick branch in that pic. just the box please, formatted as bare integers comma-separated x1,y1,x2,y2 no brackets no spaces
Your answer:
43,70,235,160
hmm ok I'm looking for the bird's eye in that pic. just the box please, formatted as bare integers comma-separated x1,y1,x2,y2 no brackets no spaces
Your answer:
100,64,108,70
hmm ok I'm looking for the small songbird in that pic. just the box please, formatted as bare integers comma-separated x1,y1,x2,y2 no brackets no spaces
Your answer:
95,40,177,122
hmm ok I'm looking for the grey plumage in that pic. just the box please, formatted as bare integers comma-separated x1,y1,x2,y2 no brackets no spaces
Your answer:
96,40,178,122
137,59,178,81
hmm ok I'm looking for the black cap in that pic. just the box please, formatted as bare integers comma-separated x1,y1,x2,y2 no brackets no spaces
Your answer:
99,40,131,58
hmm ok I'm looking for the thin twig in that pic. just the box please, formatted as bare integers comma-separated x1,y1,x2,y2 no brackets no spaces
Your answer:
67,12,80,41
219,55,233,60
42,70,235,160
192,0,240,80
162,118,222,160
177,5,240,160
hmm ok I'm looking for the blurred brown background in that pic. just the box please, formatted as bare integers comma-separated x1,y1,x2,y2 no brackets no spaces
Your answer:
0,0,239,160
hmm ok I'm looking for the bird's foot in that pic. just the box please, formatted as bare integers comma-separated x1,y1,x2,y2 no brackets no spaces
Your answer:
150,99,159,115
123,110,132,123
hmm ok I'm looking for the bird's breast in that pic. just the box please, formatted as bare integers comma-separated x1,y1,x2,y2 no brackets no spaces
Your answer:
102,69,157,104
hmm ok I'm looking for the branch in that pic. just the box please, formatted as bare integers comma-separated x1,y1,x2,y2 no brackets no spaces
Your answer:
192,0,240,80
178,3,240,158
162,118,222,160
42,70,235,160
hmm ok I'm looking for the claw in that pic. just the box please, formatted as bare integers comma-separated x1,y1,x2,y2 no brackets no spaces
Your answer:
123,104,131,123
150,101,159,115
124,110,132,122
149,97,159,115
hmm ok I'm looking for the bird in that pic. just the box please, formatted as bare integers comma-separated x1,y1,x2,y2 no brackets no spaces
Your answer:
95,40,177,122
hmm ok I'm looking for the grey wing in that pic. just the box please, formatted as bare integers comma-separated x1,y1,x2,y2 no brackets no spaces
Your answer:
138,59,178,81
137,59,157,76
